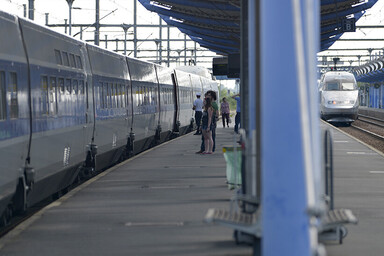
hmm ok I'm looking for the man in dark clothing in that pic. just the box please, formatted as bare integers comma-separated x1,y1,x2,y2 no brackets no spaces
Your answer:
193,92,203,135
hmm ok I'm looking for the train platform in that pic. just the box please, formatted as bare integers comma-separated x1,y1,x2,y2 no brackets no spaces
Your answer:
0,121,384,255
323,121,384,255
0,125,252,256
358,106,384,119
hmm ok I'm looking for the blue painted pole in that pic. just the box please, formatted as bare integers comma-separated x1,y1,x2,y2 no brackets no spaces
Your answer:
259,0,321,255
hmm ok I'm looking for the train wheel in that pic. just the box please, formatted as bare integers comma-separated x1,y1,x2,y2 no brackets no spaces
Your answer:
0,212,7,227
12,178,28,214
0,205,13,227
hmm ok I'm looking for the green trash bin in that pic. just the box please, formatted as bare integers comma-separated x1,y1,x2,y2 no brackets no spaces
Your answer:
222,147,242,189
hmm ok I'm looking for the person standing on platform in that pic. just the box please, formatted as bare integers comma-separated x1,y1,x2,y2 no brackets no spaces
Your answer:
220,97,230,128
201,97,214,154
232,93,241,134
208,90,218,152
196,90,217,154
193,92,203,135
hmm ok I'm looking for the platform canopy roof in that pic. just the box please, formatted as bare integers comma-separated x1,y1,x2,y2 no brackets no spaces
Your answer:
138,0,378,55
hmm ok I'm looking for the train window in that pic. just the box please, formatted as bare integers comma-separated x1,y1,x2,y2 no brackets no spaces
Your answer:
106,83,111,109
73,80,78,95
62,52,70,67
144,87,148,106
41,76,49,116
8,72,19,119
122,84,126,108
111,83,115,108
137,87,142,107
0,71,5,120
118,84,123,108
341,82,355,91
65,79,71,95
54,49,63,65
79,80,84,95
148,87,152,105
59,78,64,93
49,77,57,116
326,82,339,91
75,55,83,69
114,83,118,108
99,82,104,109
69,54,76,68
116,84,121,108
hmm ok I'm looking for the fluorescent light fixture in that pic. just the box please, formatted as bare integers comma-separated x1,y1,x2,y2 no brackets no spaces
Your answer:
351,0,368,8
170,17,184,23
150,1,172,10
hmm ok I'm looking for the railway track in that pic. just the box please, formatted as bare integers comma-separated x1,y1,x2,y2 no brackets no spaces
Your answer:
350,124,384,141
358,114,384,128
335,115,384,154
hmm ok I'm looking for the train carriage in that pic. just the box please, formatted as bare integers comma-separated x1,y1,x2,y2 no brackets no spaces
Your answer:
87,44,131,170
16,16,94,206
0,9,218,225
155,65,177,141
0,11,30,220
126,57,160,153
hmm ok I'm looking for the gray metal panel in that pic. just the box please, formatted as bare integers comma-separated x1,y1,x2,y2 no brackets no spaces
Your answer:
0,11,26,63
87,45,129,79
18,17,86,71
126,57,157,83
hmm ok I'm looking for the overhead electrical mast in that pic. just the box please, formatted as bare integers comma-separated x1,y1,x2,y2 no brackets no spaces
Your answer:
66,0,75,36
28,0,34,20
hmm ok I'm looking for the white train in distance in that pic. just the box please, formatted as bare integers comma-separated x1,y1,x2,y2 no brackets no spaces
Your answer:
319,71,359,125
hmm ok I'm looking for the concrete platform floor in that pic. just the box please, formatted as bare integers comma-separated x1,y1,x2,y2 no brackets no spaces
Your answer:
324,122,384,255
1,121,384,255
0,124,252,256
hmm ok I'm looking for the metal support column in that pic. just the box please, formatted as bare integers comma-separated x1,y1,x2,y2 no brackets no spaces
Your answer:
66,0,74,36
95,0,100,46
184,34,187,66
45,13,49,26
28,0,34,20
159,17,163,65
259,0,322,255
122,24,130,55
64,19,68,34
241,0,253,204
167,26,170,67
134,0,138,58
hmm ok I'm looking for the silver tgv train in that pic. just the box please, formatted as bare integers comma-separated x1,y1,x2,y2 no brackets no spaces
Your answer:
319,71,359,124
0,10,217,225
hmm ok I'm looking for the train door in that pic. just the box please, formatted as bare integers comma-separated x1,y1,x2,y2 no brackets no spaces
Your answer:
171,72,179,133
84,79,93,140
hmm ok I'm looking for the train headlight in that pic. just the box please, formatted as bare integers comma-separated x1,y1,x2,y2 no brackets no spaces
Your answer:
328,100,337,105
